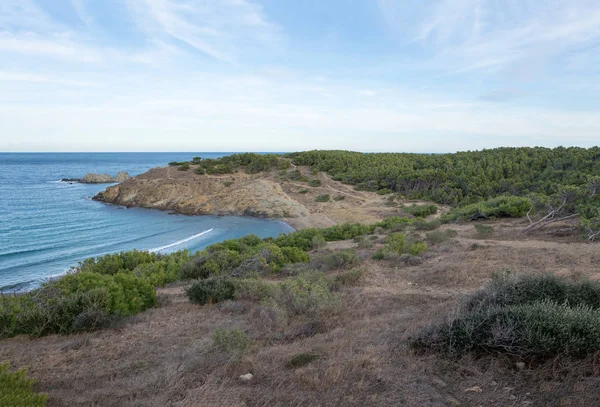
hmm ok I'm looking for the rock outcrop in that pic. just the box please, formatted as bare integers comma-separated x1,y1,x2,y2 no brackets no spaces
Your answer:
93,167,308,219
62,172,132,184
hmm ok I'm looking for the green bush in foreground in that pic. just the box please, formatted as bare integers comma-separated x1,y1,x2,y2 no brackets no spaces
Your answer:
1,271,155,338
315,194,330,202
186,277,235,305
412,273,600,359
0,363,48,407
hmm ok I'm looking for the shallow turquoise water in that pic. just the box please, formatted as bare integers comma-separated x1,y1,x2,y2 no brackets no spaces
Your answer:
0,153,293,291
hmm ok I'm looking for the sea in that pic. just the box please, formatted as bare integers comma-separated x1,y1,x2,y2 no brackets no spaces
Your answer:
0,153,294,291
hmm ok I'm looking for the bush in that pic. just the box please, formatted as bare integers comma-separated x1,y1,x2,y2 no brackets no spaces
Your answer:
444,196,532,222
386,233,406,254
178,163,190,171
445,229,458,237
412,274,600,359
377,188,392,195
311,235,327,249
404,204,438,217
357,238,373,249
277,273,337,316
234,279,277,302
413,219,441,231
308,179,322,187
331,268,367,287
0,363,48,407
298,189,310,194
372,250,386,260
311,249,361,271
287,352,321,368
408,241,428,255
186,277,235,305
185,250,242,278
474,224,494,236
315,194,330,202
333,195,345,201
425,230,449,245
213,328,250,359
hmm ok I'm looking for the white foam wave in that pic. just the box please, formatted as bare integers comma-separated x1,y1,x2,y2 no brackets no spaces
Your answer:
149,228,214,253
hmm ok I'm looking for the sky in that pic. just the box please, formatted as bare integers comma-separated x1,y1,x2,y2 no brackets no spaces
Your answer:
1,0,599,153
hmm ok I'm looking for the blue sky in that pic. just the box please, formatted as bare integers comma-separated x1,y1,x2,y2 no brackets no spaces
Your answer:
1,0,599,152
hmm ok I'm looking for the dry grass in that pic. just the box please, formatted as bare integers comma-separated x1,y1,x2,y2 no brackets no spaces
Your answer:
2,220,600,406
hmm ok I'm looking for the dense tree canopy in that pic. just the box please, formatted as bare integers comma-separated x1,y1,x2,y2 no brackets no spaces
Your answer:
287,148,600,206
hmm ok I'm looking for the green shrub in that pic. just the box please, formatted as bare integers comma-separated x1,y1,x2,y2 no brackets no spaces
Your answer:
444,196,532,222
333,195,345,201
0,363,48,407
315,194,330,202
51,272,155,316
234,279,277,302
386,233,406,254
377,188,392,195
213,328,250,359
375,217,414,229
311,235,327,249
372,250,386,260
178,163,190,171
408,241,428,255
413,274,600,359
287,352,321,368
474,224,494,236
311,249,360,271
298,189,310,194
277,273,337,316
308,179,322,187
404,204,438,217
186,277,235,305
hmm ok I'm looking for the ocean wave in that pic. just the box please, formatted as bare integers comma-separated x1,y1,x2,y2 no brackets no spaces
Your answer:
149,228,214,253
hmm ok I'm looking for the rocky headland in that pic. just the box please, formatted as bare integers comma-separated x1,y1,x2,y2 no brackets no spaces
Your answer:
93,165,401,229
62,172,132,184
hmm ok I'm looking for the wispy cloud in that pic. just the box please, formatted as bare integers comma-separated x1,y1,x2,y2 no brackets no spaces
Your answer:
126,0,283,63
379,0,600,77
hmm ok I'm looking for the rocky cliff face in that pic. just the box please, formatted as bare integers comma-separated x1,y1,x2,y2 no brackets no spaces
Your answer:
94,167,308,219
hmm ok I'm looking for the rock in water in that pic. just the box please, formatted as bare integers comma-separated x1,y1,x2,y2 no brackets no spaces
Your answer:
114,172,132,182
81,173,114,183
63,172,132,184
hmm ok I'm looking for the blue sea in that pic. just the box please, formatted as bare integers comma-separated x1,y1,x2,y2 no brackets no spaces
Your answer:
0,153,294,291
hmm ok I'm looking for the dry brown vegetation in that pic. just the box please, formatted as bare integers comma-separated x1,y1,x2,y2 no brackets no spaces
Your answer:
2,219,600,406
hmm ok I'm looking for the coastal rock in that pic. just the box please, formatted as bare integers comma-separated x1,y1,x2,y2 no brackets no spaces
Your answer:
62,172,132,184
